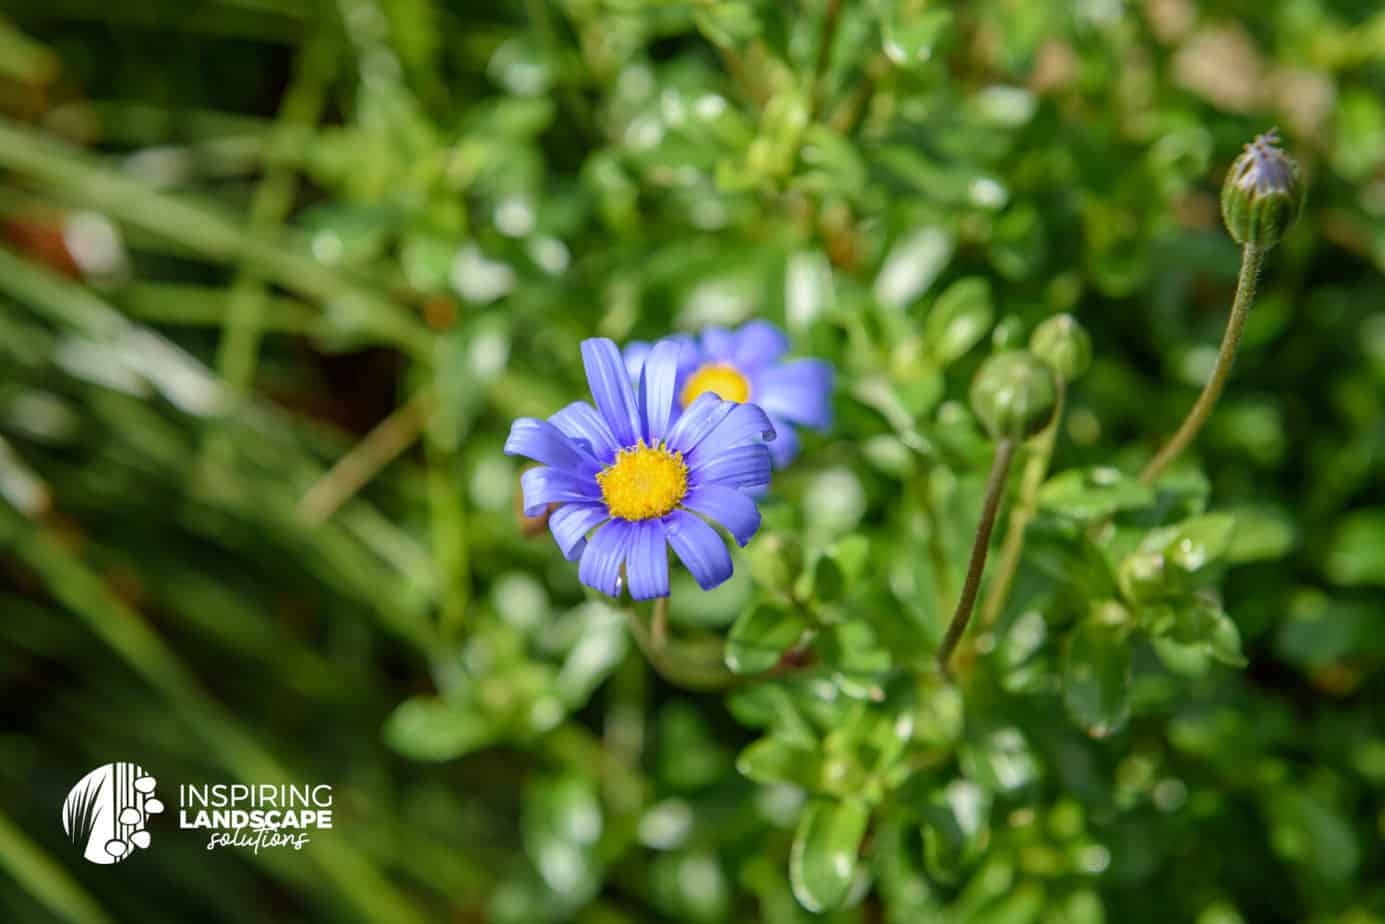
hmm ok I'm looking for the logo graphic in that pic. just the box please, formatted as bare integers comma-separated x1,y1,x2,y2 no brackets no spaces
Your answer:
61,763,162,864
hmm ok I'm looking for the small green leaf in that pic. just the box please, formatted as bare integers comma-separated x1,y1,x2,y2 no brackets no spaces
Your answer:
919,780,990,885
1063,618,1132,737
1159,513,1236,574
826,535,870,586
1224,505,1296,563
1161,596,1247,668
725,604,807,675
298,203,398,266
790,797,870,913
881,7,953,68
745,532,804,598
824,622,891,700
384,695,497,762
693,1,761,48
1326,509,1385,587
737,736,823,789
805,538,870,604
924,277,994,366
1039,466,1156,521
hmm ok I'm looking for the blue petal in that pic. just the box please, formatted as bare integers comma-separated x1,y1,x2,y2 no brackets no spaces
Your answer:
640,338,684,445
765,413,801,468
689,444,772,492
623,341,652,380
505,418,600,476
752,359,834,430
550,401,619,463
685,402,775,470
549,502,609,561
663,509,734,590
663,392,735,456
625,520,670,600
699,326,736,361
578,519,632,597
520,466,601,517
582,338,642,448
731,320,789,371
682,484,761,547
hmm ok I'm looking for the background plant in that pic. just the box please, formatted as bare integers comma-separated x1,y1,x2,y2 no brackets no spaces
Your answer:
2,1,1385,923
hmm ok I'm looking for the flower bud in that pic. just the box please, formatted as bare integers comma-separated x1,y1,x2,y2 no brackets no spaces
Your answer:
1029,314,1092,382
969,350,1058,442
1220,130,1304,249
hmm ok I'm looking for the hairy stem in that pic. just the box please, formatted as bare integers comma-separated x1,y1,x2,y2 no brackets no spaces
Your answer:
1140,243,1264,484
977,385,1066,632
936,438,1016,676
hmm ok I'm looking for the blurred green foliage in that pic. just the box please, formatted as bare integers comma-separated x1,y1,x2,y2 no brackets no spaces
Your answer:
1,1,1385,922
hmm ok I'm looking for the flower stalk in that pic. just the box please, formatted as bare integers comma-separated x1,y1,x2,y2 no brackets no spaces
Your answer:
977,384,1064,632
936,438,1016,676
1139,242,1262,485
1141,131,1303,484
624,597,742,691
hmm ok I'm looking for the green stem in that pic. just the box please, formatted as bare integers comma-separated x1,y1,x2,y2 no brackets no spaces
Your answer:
977,385,1065,632
651,594,670,650
936,438,1016,676
1140,243,1264,485
624,598,741,691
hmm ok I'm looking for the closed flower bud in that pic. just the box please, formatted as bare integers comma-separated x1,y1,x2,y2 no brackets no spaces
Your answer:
1029,314,1092,382
969,350,1058,442
1220,130,1304,249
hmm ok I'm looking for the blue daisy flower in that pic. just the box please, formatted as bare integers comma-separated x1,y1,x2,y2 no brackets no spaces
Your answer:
505,338,775,600
623,320,832,468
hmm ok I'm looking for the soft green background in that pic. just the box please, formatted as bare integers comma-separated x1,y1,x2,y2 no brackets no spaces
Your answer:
2,1,1384,922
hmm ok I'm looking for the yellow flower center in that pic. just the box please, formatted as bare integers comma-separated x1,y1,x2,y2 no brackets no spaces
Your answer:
596,442,688,521
680,362,750,406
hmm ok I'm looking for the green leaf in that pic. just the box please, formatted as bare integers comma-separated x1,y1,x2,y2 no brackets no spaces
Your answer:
1152,596,1247,668
960,727,1041,792
1124,513,1237,601
745,532,804,599
804,537,870,605
737,736,823,789
789,797,870,913
693,1,761,48
1224,505,1296,563
383,695,497,762
1266,787,1360,887
725,604,807,675
1325,509,1385,587
522,774,604,902
826,535,870,586
1158,513,1236,575
297,203,399,266
1038,466,1156,521
1062,618,1132,737
923,277,994,366
881,9,953,69
919,780,990,885
824,622,892,700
